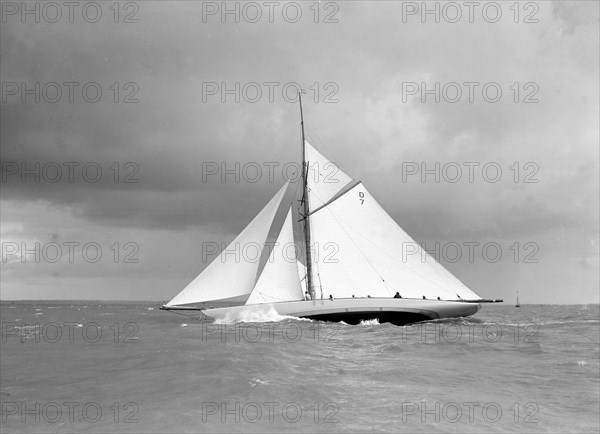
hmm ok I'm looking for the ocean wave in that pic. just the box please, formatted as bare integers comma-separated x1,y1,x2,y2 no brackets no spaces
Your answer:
248,378,269,387
482,319,600,327
214,305,313,324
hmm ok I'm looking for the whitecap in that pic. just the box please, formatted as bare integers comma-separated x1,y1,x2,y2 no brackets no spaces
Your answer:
248,378,269,387
359,319,380,326
180,323,188,328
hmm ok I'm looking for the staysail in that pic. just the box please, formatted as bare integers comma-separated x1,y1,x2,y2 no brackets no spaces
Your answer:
306,142,481,301
166,182,289,306
245,208,304,304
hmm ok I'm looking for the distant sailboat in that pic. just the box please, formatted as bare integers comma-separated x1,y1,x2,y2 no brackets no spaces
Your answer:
161,93,500,325
516,291,521,308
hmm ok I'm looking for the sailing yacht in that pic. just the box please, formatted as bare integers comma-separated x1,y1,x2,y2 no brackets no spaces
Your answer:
161,94,496,325
516,291,521,308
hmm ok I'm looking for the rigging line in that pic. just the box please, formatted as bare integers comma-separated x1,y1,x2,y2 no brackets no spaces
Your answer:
315,185,465,294
376,220,474,292
316,186,459,295
317,272,324,300
321,205,391,294
299,164,331,214
270,123,302,163
301,180,325,281
304,115,353,180
252,113,301,176
346,217,456,292
290,175,303,246
258,127,300,175
305,111,367,177
334,212,461,295
309,181,361,217
291,170,302,202
303,119,463,294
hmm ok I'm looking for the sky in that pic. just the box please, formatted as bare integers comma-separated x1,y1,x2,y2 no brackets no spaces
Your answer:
1,1,598,304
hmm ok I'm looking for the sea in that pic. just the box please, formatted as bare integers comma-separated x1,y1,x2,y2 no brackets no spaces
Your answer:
0,302,598,433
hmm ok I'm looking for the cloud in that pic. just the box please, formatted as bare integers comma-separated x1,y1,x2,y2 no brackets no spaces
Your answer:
1,1,598,302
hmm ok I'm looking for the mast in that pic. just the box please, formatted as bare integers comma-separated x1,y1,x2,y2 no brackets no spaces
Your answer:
299,91,314,299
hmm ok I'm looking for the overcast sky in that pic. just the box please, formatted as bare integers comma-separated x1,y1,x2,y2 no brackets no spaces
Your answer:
1,1,598,303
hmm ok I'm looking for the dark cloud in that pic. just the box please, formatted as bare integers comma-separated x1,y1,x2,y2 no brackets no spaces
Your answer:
1,1,598,302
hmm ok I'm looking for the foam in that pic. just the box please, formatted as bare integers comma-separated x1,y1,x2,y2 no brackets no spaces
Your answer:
214,304,311,324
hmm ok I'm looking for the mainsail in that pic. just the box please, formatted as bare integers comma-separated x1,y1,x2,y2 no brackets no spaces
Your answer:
305,141,481,301
166,182,289,306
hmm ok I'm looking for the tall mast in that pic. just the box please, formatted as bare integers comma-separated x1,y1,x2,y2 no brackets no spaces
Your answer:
299,91,314,299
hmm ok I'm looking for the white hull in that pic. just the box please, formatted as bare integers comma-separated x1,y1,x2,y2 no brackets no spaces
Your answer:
198,298,481,325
